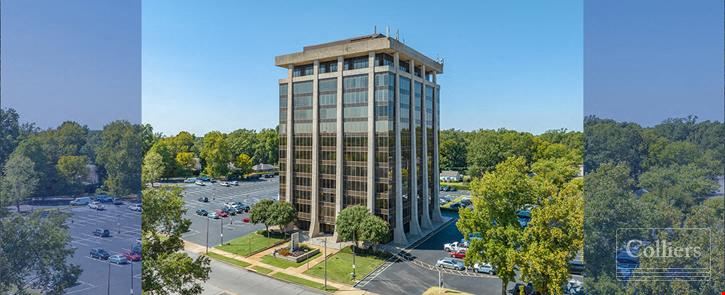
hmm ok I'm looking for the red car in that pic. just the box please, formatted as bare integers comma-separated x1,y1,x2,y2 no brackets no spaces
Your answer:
122,251,141,262
450,249,466,259
216,209,228,218
242,217,250,223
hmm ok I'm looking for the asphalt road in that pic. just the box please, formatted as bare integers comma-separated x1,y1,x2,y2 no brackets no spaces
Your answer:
181,177,279,248
63,203,142,295
186,252,323,295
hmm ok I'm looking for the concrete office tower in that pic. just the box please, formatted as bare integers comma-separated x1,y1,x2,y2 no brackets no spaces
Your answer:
276,34,443,245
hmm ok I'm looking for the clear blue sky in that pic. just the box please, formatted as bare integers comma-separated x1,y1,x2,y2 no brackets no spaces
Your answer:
143,0,583,136
1,0,141,129
585,0,723,125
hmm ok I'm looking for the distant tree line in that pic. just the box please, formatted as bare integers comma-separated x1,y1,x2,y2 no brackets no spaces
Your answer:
439,128,583,178
142,125,278,181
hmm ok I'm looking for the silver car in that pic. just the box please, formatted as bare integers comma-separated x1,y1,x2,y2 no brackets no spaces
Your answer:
109,254,128,265
436,257,465,271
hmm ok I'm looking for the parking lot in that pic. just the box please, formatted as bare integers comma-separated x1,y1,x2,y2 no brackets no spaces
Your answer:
180,177,279,248
62,202,142,295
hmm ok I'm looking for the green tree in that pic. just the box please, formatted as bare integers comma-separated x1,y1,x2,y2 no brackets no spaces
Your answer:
200,131,231,178
254,128,279,165
175,152,196,176
0,108,21,168
335,205,371,248
250,199,275,236
439,129,467,171
359,214,389,250
235,153,253,176
2,152,39,212
0,211,81,294
56,155,89,195
520,178,583,295
142,187,210,295
270,201,296,235
457,157,540,295
95,121,142,196
142,151,166,187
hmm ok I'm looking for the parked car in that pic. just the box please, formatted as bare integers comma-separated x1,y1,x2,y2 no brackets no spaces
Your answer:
88,201,103,210
444,241,468,252
508,283,535,295
195,180,205,186
216,209,228,218
219,181,230,187
234,203,250,213
196,209,208,216
198,196,209,202
95,195,113,203
112,198,124,205
197,176,211,182
473,263,495,274
449,202,462,210
230,181,239,186
90,248,110,260
70,197,91,206
184,178,196,183
221,207,236,216
435,258,465,271
122,250,141,262
109,254,129,265
450,249,467,259
93,229,111,237
450,187,458,192
208,211,219,219
128,203,142,212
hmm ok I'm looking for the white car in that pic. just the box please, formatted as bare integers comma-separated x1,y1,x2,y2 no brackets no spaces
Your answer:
88,201,102,210
436,258,465,271
128,204,142,212
444,241,468,252
473,263,495,274
230,181,239,186
208,212,219,219
195,180,205,186
219,182,230,187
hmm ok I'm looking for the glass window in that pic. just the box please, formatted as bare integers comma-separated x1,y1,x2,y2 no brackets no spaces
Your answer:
293,64,314,77
375,53,393,67
319,60,338,73
399,60,410,73
343,56,369,70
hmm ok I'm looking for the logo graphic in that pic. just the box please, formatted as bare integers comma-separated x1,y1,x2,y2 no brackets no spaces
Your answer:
616,228,711,281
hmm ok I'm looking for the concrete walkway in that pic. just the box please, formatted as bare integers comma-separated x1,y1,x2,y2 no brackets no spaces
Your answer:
184,240,376,295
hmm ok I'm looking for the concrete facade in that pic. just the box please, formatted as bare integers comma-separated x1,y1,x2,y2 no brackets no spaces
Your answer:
276,34,442,244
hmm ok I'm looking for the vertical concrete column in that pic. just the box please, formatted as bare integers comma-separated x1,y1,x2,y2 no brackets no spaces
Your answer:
335,57,344,217
367,52,376,213
431,72,443,223
419,65,432,230
309,60,320,237
286,66,294,204
408,60,421,237
392,53,407,245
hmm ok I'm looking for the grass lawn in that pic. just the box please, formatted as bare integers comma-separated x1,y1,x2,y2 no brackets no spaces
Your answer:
252,265,273,274
261,252,322,269
423,287,473,295
440,182,470,191
272,272,338,292
304,246,390,285
216,231,286,257
206,252,250,268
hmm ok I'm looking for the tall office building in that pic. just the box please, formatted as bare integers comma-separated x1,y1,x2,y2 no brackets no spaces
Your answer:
276,34,442,244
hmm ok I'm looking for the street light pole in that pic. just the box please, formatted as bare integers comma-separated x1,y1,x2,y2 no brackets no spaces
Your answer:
324,238,328,291
206,217,209,254
130,262,134,295
352,231,356,280
220,218,224,245
107,262,111,295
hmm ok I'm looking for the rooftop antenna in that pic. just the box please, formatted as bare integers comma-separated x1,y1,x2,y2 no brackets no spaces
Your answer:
386,26,390,37
395,29,399,40
374,25,377,34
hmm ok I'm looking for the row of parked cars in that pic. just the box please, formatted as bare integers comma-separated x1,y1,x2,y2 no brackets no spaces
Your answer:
89,248,141,264
436,239,496,274
195,201,250,219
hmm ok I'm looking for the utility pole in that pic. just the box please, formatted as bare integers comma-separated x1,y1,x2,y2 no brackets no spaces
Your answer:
220,218,224,245
130,262,134,295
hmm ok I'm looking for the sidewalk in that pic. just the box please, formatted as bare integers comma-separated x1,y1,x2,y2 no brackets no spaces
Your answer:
184,240,376,295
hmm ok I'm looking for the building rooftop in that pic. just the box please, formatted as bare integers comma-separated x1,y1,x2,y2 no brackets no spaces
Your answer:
275,34,443,74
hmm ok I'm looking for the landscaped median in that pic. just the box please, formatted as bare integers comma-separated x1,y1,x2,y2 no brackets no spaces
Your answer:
206,252,251,268
261,251,321,269
216,230,287,257
423,287,473,295
271,272,338,292
304,246,390,285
